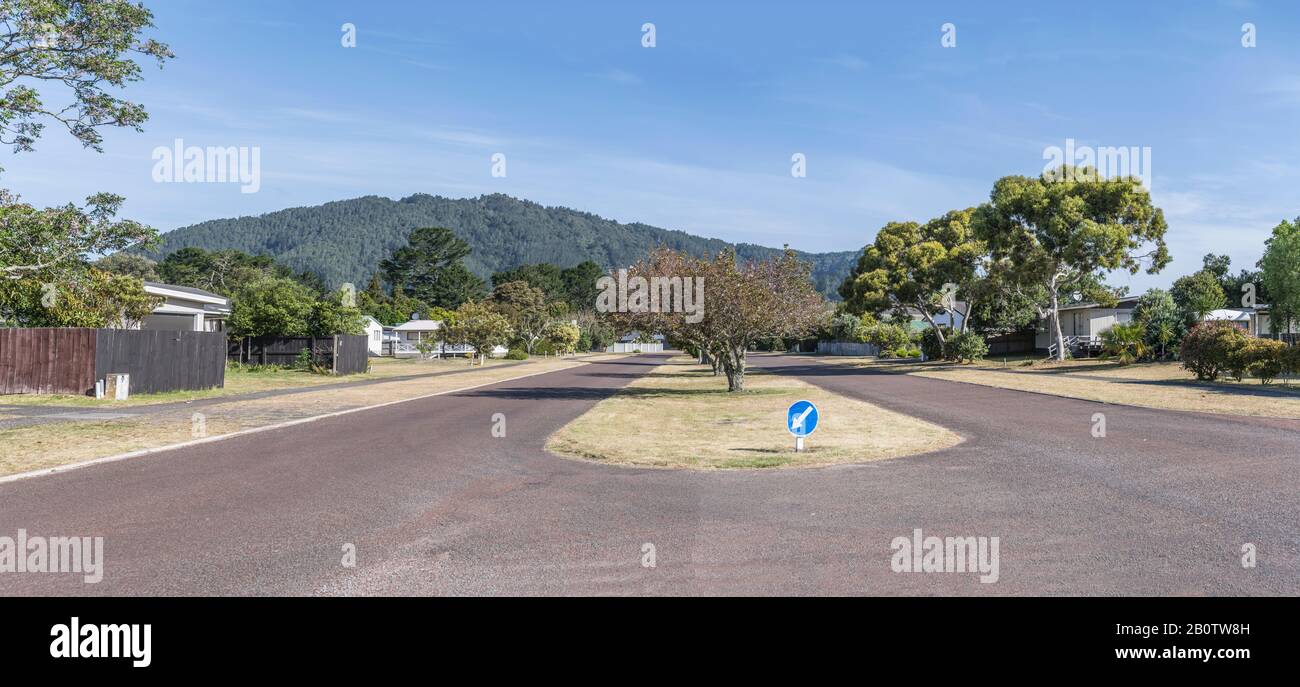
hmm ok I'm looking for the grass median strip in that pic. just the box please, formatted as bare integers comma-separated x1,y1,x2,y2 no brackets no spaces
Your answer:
546,357,961,469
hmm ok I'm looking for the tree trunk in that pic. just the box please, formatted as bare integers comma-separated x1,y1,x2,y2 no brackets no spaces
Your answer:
1050,290,1066,361
723,346,746,391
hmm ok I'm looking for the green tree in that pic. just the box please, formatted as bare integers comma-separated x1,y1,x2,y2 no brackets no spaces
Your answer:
308,287,364,336
445,301,513,366
227,276,317,337
491,263,564,300
561,260,605,311
95,252,158,281
380,226,485,307
488,280,549,354
1260,217,1300,341
1171,269,1227,322
840,209,983,356
1132,288,1184,359
975,167,1170,360
543,321,581,354
0,0,172,157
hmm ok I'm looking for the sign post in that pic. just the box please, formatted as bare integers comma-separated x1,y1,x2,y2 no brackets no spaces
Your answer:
786,400,819,452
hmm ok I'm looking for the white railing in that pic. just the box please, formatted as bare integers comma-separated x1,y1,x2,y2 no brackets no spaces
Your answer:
1047,335,1101,359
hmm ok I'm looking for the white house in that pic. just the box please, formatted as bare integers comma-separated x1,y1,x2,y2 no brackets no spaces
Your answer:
394,319,442,344
139,282,231,332
361,316,385,355
1034,295,1140,354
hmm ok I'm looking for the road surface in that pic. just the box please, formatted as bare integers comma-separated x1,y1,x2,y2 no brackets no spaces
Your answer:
1,353,1296,595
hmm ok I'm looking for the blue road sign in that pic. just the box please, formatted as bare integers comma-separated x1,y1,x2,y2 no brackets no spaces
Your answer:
786,400,819,437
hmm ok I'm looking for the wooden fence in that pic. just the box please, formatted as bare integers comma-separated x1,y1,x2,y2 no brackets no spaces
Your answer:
816,341,881,357
0,328,225,396
228,335,369,374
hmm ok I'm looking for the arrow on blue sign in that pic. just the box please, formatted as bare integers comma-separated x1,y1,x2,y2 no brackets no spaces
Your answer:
786,400,819,437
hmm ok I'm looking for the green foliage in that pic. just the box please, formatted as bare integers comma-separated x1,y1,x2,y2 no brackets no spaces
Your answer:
1171,269,1227,321
227,276,317,337
543,321,581,354
1260,217,1300,338
0,267,161,327
142,193,855,298
920,326,950,360
0,0,173,157
492,263,564,300
947,331,988,363
1132,288,1184,359
444,301,513,363
976,167,1169,359
862,321,911,353
488,280,549,353
839,209,982,328
309,288,365,336
1101,322,1149,366
380,227,486,308
95,252,158,281
1180,321,1249,381
154,246,321,297
1230,338,1288,384
827,312,861,341
503,348,528,360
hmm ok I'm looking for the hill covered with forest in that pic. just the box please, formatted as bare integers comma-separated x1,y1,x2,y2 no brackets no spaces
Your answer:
144,193,857,297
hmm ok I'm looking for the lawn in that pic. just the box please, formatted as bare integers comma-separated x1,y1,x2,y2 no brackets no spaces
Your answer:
546,356,962,469
816,355,1300,419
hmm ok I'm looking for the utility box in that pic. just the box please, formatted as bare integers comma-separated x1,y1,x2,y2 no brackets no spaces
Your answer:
104,373,130,401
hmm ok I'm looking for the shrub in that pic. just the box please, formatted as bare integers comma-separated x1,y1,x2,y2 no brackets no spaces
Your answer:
504,348,529,360
1180,321,1249,381
864,321,911,355
948,331,988,363
1101,322,1149,366
906,348,922,359
1232,337,1287,384
1285,344,1300,377
920,326,952,360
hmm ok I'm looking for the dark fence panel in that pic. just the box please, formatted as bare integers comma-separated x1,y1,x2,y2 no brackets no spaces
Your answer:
228,335,368,374
333,335,368,374
95,329,226,395
984,331,1036,356
0,328,97,395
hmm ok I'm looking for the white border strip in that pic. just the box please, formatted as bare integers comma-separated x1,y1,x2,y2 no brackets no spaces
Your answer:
0,361,590,485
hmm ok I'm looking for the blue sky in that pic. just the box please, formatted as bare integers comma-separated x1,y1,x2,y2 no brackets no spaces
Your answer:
6,0,1300,293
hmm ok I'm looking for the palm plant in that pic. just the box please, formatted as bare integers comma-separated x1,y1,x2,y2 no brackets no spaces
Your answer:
1102,322,1149,366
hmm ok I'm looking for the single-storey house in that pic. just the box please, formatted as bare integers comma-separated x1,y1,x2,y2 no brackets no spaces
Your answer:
139,282,231,332
1035,295,1140,354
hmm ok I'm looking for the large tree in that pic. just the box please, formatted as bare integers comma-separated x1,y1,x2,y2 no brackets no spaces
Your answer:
839,208,983,355
380,226,485,308
0,0,170,325
491,263,564,301
561,260,605,311
488,279,549,354
1170,269,1227,322
444,300,513,366
975,167,1170,360
1260,217,1300,341
618,247,825,391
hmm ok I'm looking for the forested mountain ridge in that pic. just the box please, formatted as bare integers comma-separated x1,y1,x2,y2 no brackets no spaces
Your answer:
144,193,857,297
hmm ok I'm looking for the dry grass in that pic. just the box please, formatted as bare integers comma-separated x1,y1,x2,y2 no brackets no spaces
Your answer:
0,355,613,478
813,355,1300,419
546,357,962,469
0,355,530,409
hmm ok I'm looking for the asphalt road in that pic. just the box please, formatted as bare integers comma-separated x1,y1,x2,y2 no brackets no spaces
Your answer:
1,353,1297,595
